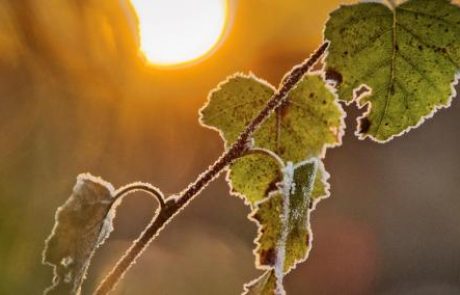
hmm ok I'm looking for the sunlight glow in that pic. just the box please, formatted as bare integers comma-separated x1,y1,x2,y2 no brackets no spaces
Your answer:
130,0,228,67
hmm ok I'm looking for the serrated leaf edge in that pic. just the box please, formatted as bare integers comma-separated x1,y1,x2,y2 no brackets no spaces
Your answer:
198,72,276,149
354,72,460,143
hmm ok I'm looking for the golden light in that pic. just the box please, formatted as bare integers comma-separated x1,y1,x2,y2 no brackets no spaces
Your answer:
130,0,229,67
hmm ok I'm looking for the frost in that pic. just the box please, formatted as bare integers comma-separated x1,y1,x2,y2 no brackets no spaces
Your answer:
273,162,294,292
64,272,73,283
60,256,73,267
280,162,294,199
42,173,116,295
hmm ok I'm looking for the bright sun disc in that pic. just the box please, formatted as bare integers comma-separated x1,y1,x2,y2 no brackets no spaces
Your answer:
130,0,228,67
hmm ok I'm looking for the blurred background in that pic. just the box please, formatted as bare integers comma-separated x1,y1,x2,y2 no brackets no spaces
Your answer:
1,0,460,294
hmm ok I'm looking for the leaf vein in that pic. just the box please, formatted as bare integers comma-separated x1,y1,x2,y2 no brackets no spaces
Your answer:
396,52,444,97
396,22,460,68
397,7,460,34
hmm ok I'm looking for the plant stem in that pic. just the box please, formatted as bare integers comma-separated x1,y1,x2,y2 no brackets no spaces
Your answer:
112,183,165,209
94,41,329,295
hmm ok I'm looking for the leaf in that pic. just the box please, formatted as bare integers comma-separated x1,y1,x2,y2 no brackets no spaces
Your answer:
229,150,331,208
200,73,343,206
42,174,116,295
242,270,278,295
310,164,330,209
200,73,344,162
324,0,460,142
228,152,282,205
244,160,323,294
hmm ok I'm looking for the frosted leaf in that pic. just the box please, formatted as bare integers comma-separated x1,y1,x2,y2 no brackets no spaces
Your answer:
245,160,324,294
200,73,345,162
324,0,460,142
42,173,116,295
242,270,279,295
201,73,344,206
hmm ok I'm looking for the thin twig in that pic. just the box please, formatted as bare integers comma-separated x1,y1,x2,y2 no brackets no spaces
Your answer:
112,183,166,209
94,41,329,295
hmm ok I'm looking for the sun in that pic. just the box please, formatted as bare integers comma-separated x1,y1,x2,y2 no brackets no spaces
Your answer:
130,0,229,67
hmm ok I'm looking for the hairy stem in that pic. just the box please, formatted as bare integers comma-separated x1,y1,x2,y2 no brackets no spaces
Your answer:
94,41,329,295
112,183,165,209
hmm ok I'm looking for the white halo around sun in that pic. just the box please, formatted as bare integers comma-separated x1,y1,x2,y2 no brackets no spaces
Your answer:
130,0,229,67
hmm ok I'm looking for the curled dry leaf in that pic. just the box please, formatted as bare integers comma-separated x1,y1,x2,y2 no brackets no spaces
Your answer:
42,173,116,295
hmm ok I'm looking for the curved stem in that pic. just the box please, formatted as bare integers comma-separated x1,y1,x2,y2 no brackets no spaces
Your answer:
94,41,329,295
112,183,166,209
244,147,286,171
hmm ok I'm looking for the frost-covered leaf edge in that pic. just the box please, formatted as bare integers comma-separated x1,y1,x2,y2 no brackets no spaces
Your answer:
323,0,460,143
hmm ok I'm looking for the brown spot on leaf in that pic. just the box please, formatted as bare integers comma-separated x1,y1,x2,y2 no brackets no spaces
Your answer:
325,68,343,86
359,117,371,134
259,248,277,266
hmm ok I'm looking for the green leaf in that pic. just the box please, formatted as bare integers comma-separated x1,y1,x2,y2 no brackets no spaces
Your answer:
253,161,317,272
228,152,282,205
245,160,325,294
200,73,344,162
324,0,460,142
229,148,330,208
242,270,278,295
200,73,343,206
42,174,116,295
311,163,330,209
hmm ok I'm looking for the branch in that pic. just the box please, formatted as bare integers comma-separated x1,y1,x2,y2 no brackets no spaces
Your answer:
93,41,329,295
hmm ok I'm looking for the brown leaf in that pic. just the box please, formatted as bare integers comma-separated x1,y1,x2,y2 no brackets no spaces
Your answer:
42,173,116,295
